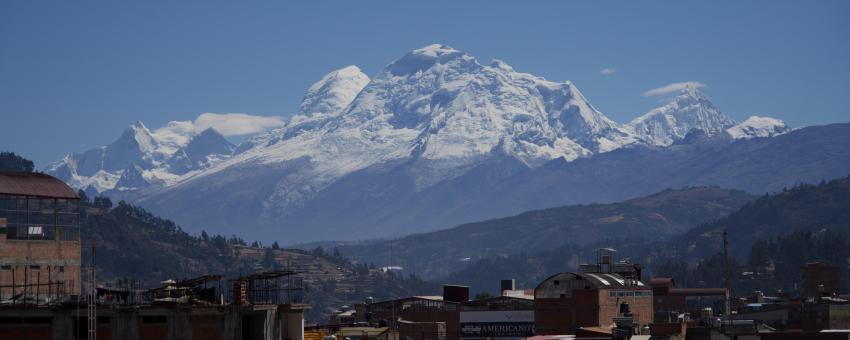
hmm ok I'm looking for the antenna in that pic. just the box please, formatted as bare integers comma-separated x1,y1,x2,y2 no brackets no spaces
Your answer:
389,240,395,332
87,246,97,340
722,230,731,316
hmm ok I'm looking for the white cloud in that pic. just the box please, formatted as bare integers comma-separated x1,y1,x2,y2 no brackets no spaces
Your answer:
600,68,616,76
642,81,706,97
193,113,285,136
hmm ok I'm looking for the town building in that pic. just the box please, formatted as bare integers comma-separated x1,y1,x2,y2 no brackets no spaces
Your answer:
0,171,82,300
533,249,652,335
459,294,534,339
648,277,726,324
359,291,460,340
801,262,842,300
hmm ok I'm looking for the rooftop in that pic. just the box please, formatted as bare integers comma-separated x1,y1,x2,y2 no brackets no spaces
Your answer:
0,172,79,199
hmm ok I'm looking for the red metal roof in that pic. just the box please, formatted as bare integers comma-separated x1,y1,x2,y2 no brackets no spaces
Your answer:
0,172,79,199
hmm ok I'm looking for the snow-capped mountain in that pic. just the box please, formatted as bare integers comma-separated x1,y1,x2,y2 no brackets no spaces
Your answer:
726,116,791,140
46,44,807,242
142,44,643,206
628,85,737,146
47,121,234,192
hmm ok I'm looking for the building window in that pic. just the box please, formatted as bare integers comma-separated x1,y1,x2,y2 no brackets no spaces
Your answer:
23,317,52,324
142,316,167,324
0,265,11,270
58,266,65,272
30,265,41,270
0,317,22,324
553,280,559,285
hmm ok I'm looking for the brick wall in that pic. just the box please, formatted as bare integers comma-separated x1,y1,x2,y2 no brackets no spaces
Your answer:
0,238,82,298
596,290,653,326
535,289,600,335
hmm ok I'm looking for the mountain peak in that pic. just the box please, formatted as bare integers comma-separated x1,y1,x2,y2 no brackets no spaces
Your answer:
488,59,513,71
182,127,234,169
296,65,370,120
197,126,224,137
120,121,155,153
628,87,736,146
672,85,712,105
130,120,147,130
386,44,477,76
411,44,461,57
726,115,791,140
679,83,703,96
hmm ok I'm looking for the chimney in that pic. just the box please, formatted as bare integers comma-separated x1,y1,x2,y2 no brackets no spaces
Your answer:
443,285,469,303
500,279,515,295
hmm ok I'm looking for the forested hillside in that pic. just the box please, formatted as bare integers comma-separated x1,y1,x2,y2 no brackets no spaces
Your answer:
0,151,35,172
653,174,850,295
78,196,437,321
676,174,850,260
1,152,437,321
447,175,850,296
334,186,754,279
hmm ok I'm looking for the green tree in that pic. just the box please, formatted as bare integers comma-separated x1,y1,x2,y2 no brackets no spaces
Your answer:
262,248,278,270
94,196,113,209
0,152,34,172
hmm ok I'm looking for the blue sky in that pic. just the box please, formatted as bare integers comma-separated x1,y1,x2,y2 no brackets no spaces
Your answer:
1,0,849,167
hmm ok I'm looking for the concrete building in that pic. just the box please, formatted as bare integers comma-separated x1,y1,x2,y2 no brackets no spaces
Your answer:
351,282,538,340
648,277,726,324
801,262,841,300
0,270,311,340
0,303,309,340
0,172,82,300
459,295,534,339
362,294,459,340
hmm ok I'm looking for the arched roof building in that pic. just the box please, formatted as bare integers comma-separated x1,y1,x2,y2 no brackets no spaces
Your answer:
0,171,82,299
0,172,79,199
534,271,652,335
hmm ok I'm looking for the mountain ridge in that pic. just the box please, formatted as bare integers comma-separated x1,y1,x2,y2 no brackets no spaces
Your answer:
329,185,755,279
44,44,824,242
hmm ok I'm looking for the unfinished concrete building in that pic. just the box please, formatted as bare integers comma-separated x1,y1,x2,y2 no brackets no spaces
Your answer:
0,172,310,340
0,171,82,301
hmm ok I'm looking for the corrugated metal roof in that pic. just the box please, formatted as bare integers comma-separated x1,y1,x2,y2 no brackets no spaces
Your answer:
535,272,649,298
0,172,79,199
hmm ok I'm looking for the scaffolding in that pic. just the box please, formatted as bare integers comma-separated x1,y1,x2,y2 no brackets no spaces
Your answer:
228,270,305,305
